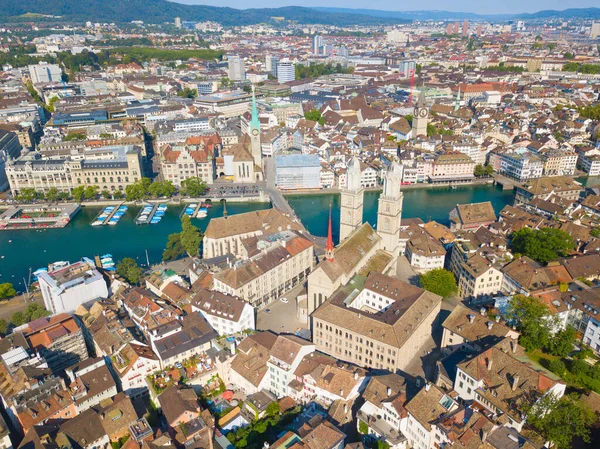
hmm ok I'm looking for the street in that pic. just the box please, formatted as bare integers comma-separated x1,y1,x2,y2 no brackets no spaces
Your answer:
256,282,308,334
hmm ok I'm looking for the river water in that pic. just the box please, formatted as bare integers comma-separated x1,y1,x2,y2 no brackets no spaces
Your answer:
0,184,513,291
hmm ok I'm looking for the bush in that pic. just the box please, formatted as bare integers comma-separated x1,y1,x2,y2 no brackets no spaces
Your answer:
570,359,591,376
419,268,457,297
359,419,369,434
545,359,567,376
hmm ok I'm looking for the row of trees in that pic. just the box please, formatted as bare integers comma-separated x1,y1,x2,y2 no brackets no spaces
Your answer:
14,177,209,203
0,303,51,336
563,62,600,74
474,164,494,177
295,63,354,79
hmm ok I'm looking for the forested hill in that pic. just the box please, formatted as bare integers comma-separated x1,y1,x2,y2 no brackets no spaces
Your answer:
0,0,409,26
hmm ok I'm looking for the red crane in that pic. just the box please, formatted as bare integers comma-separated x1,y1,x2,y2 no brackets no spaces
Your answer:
409,68,415,104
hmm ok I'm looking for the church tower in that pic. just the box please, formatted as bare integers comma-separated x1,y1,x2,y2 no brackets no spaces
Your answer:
454,86,461,112
249,86,262,169
377,162,404,259
339,156,364,242
412,84,428,137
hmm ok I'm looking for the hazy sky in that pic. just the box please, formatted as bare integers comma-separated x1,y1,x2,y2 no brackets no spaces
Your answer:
171,0,598,15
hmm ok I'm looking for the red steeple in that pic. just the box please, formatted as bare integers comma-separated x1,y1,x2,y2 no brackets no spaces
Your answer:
325,202,334,261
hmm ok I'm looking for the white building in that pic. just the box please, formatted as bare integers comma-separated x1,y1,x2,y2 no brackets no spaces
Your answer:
66,358,118,413
228,56,245,81
110,343,161,398
38,260,109,315
275,154,321,190
191,289,255,336
267,335,315,398
28,62,62,84
499,152,543,182
277,60,295,84
583,315,600,353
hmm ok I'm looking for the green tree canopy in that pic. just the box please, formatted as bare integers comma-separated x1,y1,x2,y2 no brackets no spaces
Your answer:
419,268,457,297
180,178,208,197
72,186,86,203
16,188,39,203
180,216,203,257
45,187,59,202
304,109,324,125
527,394,595,449
162,233,185,261
116,257,143,285
510,228,575,263
0,282,17,299
10,311,26,327
24,303,50,321
506,295,552,351
0,319,8,336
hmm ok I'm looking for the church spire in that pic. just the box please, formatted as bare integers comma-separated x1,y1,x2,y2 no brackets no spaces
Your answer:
250,85,260,133
416,81,426,107
454,86,461,112
325,202,334,262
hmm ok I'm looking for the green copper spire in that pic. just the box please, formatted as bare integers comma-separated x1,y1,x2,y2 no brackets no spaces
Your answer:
454,86,461,112
250,85,260,132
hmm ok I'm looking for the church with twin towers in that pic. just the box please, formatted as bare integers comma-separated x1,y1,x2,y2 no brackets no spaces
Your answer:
307,159,405,315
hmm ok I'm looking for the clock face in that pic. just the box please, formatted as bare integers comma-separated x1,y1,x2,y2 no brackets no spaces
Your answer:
419,108,428,118
252,129,259,136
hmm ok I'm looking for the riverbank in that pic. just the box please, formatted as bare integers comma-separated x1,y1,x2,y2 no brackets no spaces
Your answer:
281,178,495,196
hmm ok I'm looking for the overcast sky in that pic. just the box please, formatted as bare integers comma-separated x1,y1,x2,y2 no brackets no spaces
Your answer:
171,0,598,15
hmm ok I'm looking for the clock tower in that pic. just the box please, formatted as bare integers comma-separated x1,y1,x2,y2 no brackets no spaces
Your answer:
249,86,262,169
377,162,403,260
339,156,364,242
412,84,428,137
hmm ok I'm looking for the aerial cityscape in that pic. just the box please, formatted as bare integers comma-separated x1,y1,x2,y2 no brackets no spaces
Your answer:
0,2,600,449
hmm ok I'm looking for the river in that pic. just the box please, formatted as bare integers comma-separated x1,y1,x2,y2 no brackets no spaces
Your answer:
0,184,513,291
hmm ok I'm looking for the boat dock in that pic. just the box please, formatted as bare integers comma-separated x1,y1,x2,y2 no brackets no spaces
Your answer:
0,203,80,231
181,202,201,218
135,203,158,225
91,203,126,226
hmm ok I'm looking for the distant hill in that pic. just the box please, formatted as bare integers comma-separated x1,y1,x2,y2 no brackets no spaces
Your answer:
314,6,600,22
0,0,409,26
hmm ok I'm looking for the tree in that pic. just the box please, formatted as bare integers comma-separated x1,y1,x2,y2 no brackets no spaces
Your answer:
125,178,152,201
180,178,208,197
10,311,26,327
0,319,8,336
84,185,99,200
72,186,86,202
101,190,112,199
484,164,493,176
16,187,38,203
45,187,59,202
177,87,197,99
64,132,86,141
419,269,457,297
474,164,485,177
149,181,176,198
527,394,595,449
113,191,124,199
162,233,185,261
180,216,202,256
0,282,17,299
116,258,143,285
265,402,280,417
506,295,552,351
563,52,575,60
304,109,324,125
510,228,575,263
546,327,576,357
25,303,50,321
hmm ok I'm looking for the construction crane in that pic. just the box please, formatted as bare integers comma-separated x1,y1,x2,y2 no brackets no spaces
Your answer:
409,67,415,104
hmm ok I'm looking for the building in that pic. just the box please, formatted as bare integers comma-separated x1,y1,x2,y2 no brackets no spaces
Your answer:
277,60,295,84
398,60,415,77
499,152,543,182
213,230,314,308
311,272,442,371
402,224,446,273
514,176,583,205
275,154,321,190
265,55,280,77
249,88,262,170
191,288,255,335
266,335,316,398
590,22,600,38
23,314,89,373
411,87,428,137
430,153,475,183
313,35,324,54
66,358,118,413
159,136,220,187
227,56,245,81
454,339,566,431
6,145,143,196
448,202,496,231
203,208,305,259
110,343,161,398
0,129,23,191
38,260,108,315
230,331,278,395
339,157,364,242
28,62,62,84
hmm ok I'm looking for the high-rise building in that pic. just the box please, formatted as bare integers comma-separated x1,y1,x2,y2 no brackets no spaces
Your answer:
476,24,483,36
228,55,245,81
398,60,416,78
265,54,280,77
277,60,295,83
462,19,469,36
174,17,181,28
445,23,453,35
591,22,600,39
312,35,324,55
453,22,460,34
386,29,408,44
339,156,364,242
28,62,62,84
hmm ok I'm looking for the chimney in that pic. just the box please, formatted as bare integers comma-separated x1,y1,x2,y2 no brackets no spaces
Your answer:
481,429,489,443
340,388,344,397
354,372,359,381
480,307,486,316
387,387,392,396
344,404,348,414
511,374,520,391
511,340,517,354
468,314,475,324
495,315,500,323
487,321,493,330
425,382,431,392
486,357,493,371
